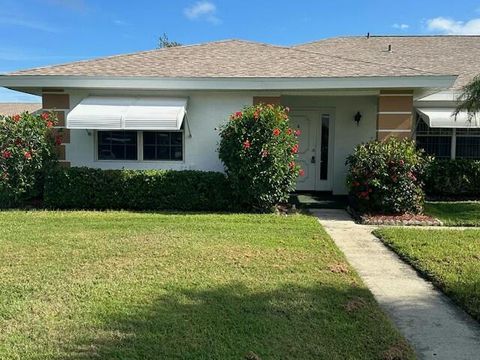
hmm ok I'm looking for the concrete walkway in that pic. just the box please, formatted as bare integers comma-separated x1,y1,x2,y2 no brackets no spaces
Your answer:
311,209,480,360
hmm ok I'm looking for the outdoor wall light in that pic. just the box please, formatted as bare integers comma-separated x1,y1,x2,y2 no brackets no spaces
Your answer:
354,111,362,126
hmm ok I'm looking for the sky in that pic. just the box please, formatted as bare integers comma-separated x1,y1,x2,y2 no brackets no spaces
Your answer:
1,0,480,103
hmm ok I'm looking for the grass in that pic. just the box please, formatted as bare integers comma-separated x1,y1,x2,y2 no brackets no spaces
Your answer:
0,211,413,360
425,201,480,226
375,227,480,321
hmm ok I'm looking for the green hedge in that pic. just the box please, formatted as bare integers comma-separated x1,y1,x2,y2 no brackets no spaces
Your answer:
44,167,232,211
425,159,480,197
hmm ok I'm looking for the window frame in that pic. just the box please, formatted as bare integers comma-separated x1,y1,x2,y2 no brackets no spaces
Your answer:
95,130,185,163
414,115,480,160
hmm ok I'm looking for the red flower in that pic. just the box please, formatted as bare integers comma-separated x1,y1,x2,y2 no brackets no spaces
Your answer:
12,114,20,122
286,128,292,135
291,144,299,154
254,110,260,120
243,139,251,149
24,151,32,160
230,111,243,120
399,160,405,166
14,139,22,146
2,150,12,159
299,169,305,177
288,161,296,169
294,129,301,136
46,121,54,128
273,128,281,136
55,135,63,145
352,181,360,187
41,112,50,121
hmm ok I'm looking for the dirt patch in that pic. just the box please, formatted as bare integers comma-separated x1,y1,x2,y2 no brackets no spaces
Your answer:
328,262,350,274
245,351,261,360
343,297,367,313
382,341,412,360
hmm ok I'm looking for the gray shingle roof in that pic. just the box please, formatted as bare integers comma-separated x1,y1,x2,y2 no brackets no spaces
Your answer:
8,40,445,79
295,35,480,89
0,103,41,116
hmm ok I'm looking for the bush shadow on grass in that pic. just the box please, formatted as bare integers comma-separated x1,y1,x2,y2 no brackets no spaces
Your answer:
60,282,413,360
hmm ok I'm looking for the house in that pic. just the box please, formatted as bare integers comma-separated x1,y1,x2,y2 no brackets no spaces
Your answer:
0,103,41,116
0,36,475,194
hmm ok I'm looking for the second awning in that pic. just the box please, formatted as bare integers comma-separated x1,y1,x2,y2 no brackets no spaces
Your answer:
416,108,480,128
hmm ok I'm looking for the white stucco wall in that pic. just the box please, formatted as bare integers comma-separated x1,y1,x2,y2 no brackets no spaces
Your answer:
65,91,378,195
66,90,253,172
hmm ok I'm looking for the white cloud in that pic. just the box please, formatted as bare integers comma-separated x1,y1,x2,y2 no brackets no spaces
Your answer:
184,1,221,24
392,23,409,30
113,19,127,26
427,16,480,35
0,16,58,32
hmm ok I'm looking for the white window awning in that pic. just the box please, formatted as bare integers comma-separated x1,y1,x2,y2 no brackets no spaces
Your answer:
416,108,480,128
67,96,187,130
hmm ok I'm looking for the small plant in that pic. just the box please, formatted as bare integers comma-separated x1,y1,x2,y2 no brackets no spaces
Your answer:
346,138,430,214
218,104,302,211
0,111,58,207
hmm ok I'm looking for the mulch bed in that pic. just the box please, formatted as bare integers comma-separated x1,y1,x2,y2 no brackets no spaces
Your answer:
348,207,443,226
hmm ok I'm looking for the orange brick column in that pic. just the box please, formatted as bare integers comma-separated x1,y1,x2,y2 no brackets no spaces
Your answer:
377,90,414,141
42,90,71,167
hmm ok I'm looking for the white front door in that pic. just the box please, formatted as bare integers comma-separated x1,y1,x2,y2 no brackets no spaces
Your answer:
290,110,333,191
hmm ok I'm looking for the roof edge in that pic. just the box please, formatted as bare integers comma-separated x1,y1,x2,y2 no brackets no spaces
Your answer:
0,74,457,91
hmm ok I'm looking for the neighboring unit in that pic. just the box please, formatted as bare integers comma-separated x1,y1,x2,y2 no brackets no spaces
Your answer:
0,36,476,194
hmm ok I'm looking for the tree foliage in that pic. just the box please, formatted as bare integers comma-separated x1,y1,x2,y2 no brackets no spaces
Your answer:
158,33,182,48
454,75,480,121
0,111,58,207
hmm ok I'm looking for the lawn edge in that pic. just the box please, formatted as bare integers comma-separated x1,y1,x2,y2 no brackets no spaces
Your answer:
372,228,480,323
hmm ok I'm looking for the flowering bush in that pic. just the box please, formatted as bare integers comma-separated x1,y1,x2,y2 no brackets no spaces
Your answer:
0,111,58,207
218,104,302,211
346,138,430,214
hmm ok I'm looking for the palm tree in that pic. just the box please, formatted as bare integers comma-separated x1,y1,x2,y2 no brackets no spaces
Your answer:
454,75,480,122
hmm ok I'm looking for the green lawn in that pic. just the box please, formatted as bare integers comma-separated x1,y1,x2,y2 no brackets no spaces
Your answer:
425,201,480,226
0,211,413,360
375,227,480,321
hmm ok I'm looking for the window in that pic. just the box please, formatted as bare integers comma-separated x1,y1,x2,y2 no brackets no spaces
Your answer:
96,130,183,161
143,131,183,161
414,115,480,160
98,131,138,160
456,128,480,159
319,114,329,180
415,116,453,159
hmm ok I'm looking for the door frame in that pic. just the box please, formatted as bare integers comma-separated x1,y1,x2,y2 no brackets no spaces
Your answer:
289,107,335,191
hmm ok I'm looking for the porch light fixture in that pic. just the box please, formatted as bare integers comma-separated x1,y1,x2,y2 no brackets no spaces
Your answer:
354,111,362,126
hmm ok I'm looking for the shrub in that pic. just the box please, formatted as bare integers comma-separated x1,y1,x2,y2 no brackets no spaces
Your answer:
0,111,58,207
425,159,480,197
218,104,302,211
44,167,232,211
346,138,430,214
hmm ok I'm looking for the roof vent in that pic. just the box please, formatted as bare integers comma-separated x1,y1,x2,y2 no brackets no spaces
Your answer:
388,44,392,52
366,32,370,39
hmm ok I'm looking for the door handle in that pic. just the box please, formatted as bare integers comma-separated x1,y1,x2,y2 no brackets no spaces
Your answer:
311,156,316,164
